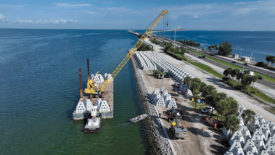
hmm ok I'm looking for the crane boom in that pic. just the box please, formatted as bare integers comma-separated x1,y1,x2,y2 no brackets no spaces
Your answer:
85,10,168,95
100,10,168,92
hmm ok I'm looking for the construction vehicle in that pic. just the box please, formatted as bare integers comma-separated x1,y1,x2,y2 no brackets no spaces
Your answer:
84,10,168,96
164,108,187,139
164,108,180,122
170,118,187,139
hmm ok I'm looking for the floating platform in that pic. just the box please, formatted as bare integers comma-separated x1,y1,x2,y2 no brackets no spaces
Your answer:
73,80,114,120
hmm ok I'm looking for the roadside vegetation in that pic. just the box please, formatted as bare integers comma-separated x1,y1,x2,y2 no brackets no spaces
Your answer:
184,76,240,132
138,43,153,51
222,68,275,104
149,38,163,46
163,43,187,61
255,55,275,71
178,40,200,48
152,70,166,79
217,41,232,56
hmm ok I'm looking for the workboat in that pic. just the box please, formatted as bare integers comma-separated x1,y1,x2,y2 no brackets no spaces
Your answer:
84,117,101,132
84,103,101,132
129,113,148,123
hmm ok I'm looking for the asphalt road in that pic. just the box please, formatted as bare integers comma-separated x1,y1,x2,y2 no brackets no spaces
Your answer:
149,35,275,89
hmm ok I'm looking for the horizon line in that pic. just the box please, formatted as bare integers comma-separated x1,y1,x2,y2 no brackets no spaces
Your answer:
1,27,275,32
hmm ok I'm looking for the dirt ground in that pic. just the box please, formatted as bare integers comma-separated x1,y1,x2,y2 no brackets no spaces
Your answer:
141,70,228,155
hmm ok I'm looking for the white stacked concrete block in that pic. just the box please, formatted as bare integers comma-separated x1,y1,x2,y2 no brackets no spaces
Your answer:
229,141,245,155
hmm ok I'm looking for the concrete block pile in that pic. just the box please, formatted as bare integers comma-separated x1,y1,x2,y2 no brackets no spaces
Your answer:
224,105,275,155
151,87,177,109
134,51,157,70
75,98,110,114
134,51,193,82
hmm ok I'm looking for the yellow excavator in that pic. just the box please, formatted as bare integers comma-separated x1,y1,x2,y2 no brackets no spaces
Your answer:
84,10,168,96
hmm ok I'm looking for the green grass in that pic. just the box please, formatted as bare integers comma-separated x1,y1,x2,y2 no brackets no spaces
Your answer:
165,51,187,61
189,50,275,83
189,101,208,109
223,78,275,104
264,107,275,114
248,86,275,104
186,60,223,79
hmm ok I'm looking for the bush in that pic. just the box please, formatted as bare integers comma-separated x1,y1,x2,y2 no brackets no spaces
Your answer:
138,43,153,51
178,40,200,47
255,61,275,71
218,41,232,56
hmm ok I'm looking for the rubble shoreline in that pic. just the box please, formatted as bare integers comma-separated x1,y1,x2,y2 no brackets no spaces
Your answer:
131,57,174,155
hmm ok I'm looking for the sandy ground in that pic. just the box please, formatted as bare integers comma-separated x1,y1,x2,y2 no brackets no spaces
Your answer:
185,52,275,99
141,70,228,155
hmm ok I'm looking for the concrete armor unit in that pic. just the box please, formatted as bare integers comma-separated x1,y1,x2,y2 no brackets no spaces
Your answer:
75,100,87,114
85,99,93,111
229,140,245,155
98,100,110,113
166,98,177,109
243,139,258,154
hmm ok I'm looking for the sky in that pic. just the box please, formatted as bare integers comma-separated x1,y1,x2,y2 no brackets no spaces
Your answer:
0,0,275,30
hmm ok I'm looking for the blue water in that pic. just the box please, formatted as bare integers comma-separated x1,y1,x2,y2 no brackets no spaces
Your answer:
156,31,275,62
0,29,147,154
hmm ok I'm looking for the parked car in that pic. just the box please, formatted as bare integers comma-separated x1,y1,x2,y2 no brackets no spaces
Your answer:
232,61,236,64
258,75,263,80
201,106,214,114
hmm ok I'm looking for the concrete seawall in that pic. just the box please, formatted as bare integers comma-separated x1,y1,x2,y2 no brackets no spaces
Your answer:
131,57,175,155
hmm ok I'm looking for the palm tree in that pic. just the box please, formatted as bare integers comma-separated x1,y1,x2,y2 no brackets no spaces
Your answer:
192,88,200,109
183,76,192,88
271,56,275,65
200,82,207,93
190,79,201,92
216,99,229,120
266,55,272,65
202,85,217,97
251,76,258,88
227,97,238,115
205,94,215,108
224,115,240,132
236,72,244,81
241,109,255,125
231,69,240,78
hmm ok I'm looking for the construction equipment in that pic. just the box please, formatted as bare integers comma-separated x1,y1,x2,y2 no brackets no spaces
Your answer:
84,10,168,96
170,118,187,139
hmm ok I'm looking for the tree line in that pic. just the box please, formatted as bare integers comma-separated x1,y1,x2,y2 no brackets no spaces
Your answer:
183,76,240,131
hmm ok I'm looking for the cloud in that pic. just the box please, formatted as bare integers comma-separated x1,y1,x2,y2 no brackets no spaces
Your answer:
55,3,91,8
17,18,77,24
167,0,275,19
0,13,7,22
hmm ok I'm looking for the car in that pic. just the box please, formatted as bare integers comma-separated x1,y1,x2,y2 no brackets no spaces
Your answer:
258,75,263,80
232,61,236,63
201,106,214,114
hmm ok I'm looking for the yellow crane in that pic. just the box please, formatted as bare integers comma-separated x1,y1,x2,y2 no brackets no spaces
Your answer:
85,10,168,96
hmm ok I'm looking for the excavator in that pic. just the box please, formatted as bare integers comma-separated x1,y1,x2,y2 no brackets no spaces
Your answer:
84,10,168,96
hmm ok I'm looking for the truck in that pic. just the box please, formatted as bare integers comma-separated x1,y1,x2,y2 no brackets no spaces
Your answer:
170,118,187,139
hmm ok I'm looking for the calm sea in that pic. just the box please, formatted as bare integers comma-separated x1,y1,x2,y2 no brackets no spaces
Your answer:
157,30,275,62
0,29,147,155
